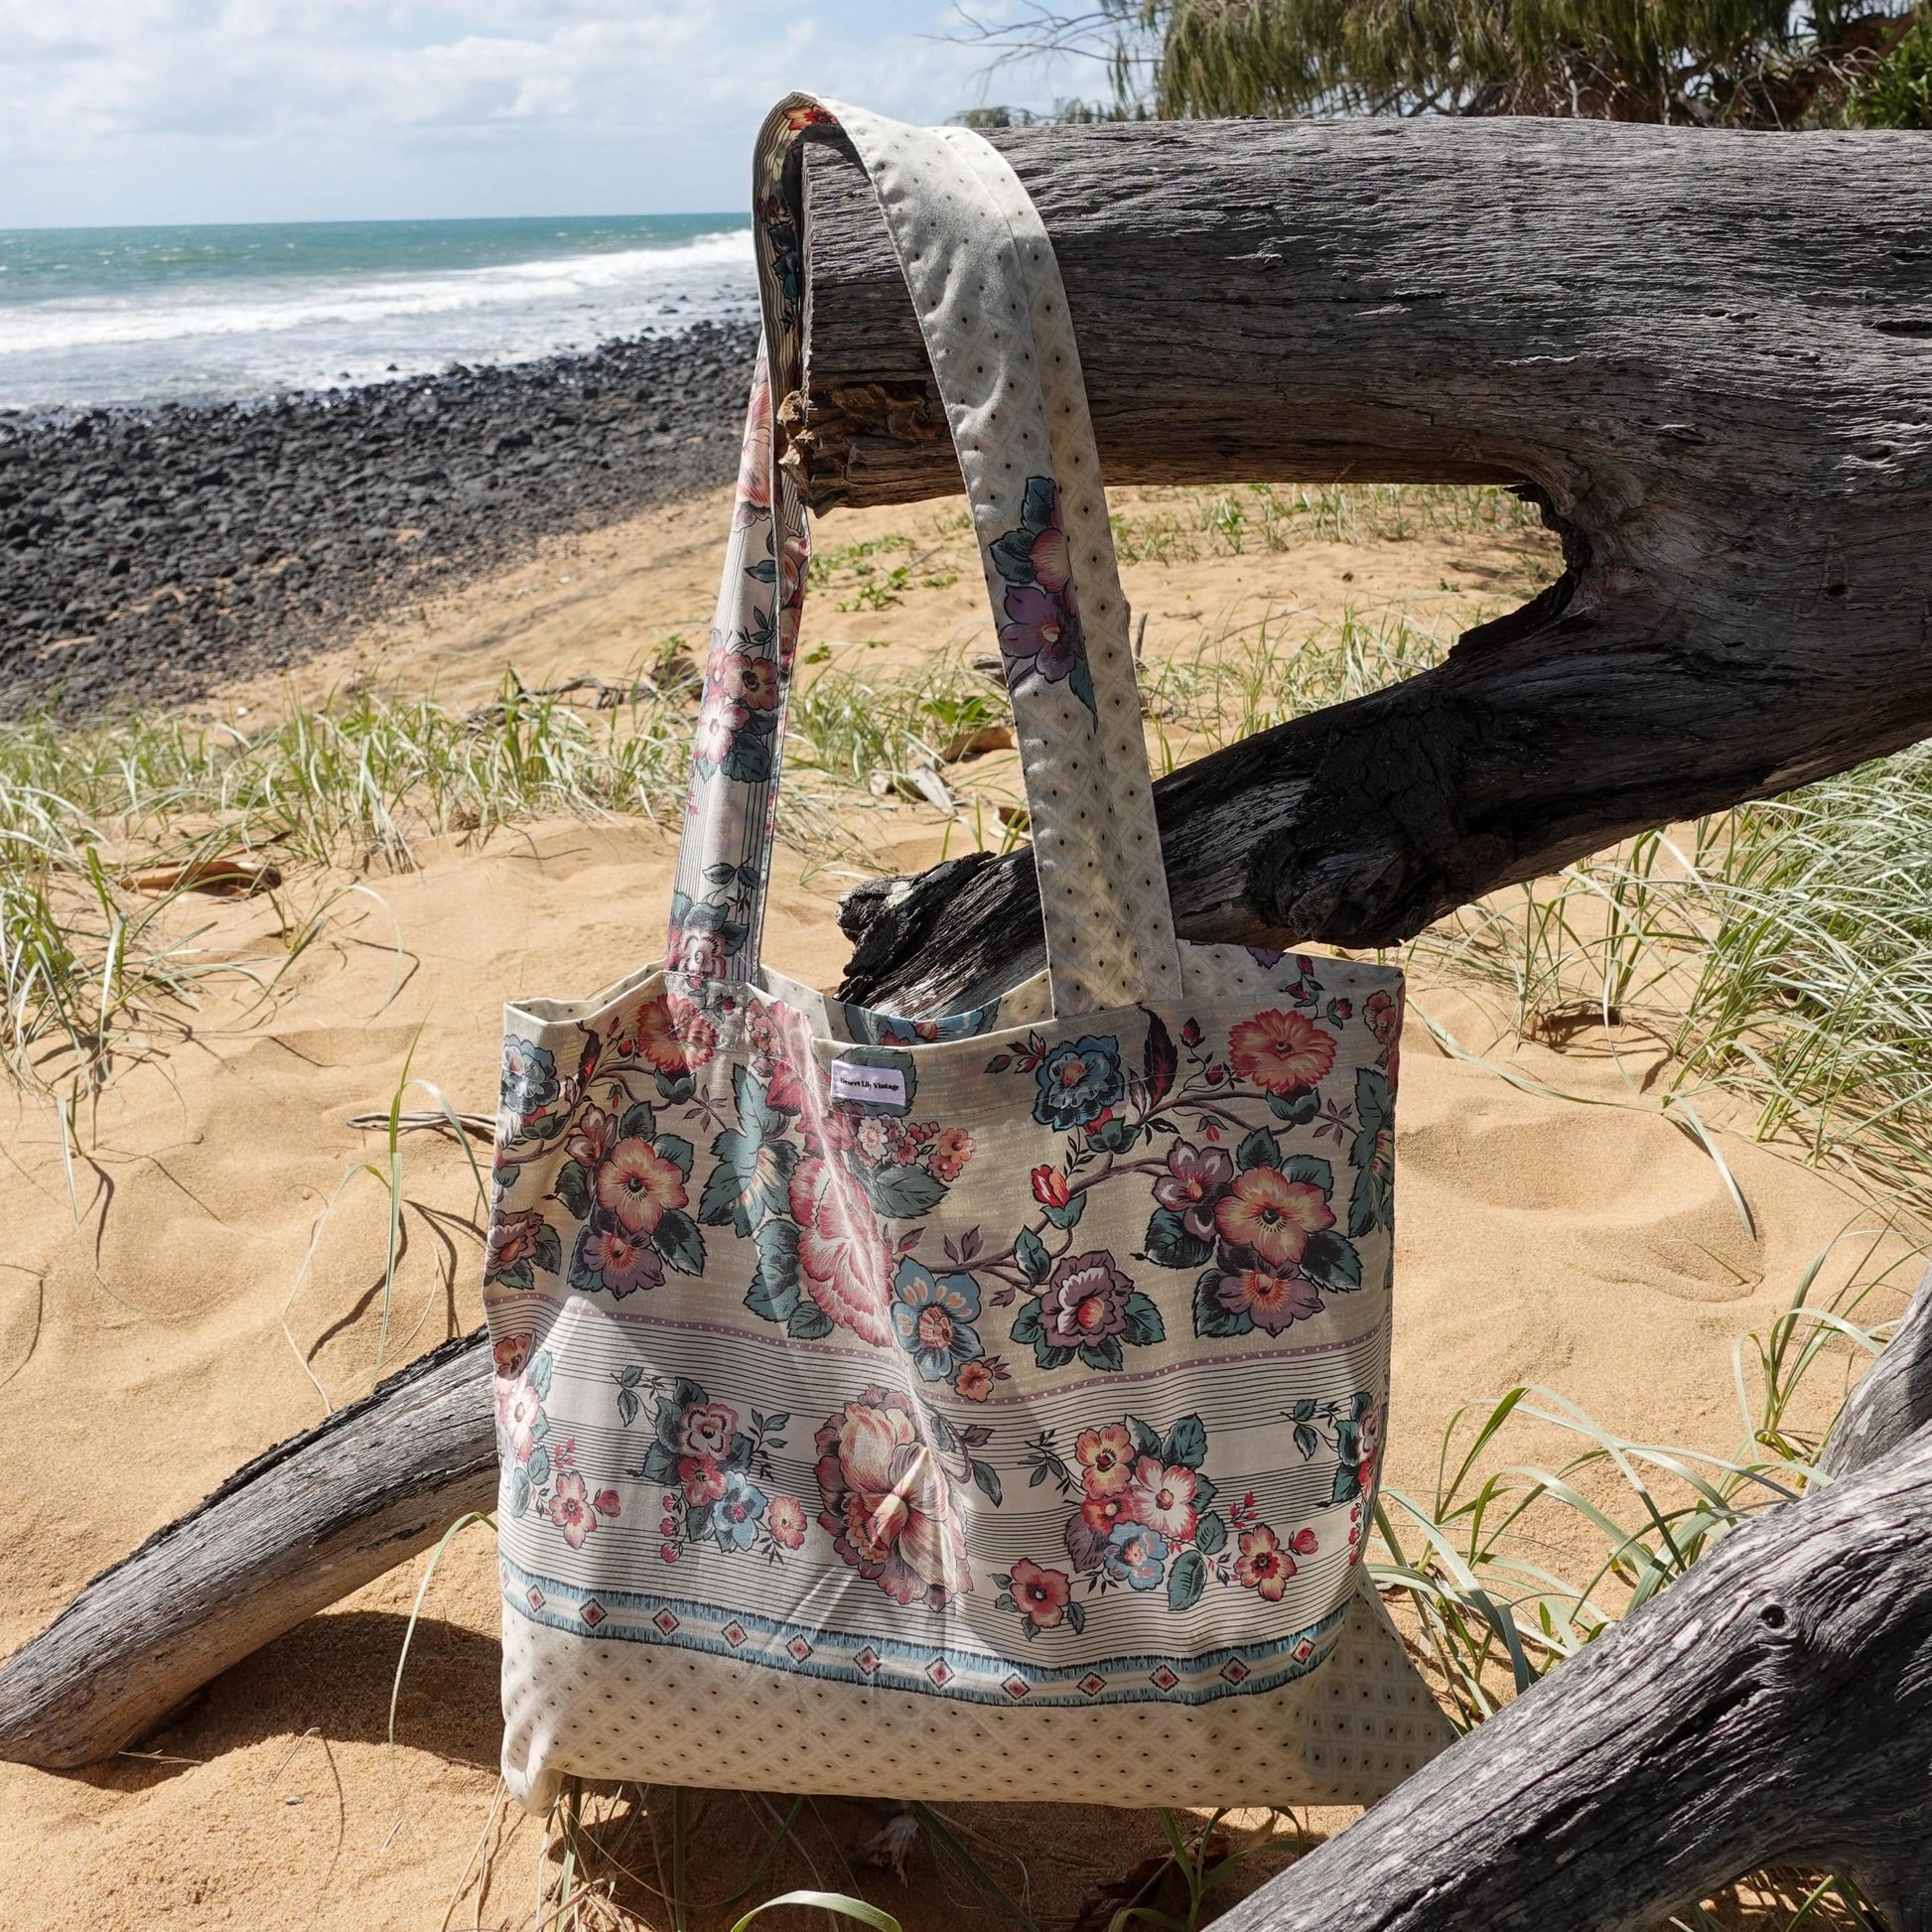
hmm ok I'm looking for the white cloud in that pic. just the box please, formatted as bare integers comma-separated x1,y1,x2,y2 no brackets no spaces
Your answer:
0,0,1051,223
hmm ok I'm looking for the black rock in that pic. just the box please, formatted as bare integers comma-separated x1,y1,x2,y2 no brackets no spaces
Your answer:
0,321,759,715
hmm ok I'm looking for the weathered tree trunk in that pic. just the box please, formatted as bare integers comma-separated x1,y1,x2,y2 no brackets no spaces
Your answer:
1211,1277,1932,1932
793,120,1932,1012
0,1331,494,1769
1818,1263,1932,1481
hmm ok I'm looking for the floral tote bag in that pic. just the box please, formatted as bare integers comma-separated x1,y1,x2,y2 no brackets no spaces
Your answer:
483,94,1451,1813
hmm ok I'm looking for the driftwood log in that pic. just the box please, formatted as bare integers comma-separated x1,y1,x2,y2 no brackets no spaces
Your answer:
796,119,1932,1012
1213,1264,1932,1932
7,115,1932,1929
0,1331,494,1769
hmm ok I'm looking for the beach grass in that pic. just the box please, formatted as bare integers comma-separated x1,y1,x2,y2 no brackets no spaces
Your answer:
10,559,1932,1248
1364,1218,1920,1932
0,678,759,1092
1106,480,1549,566
1373,1220,1918,1705
0,598,1441,1092
1412,748,1932,1223
1138,604,1448,773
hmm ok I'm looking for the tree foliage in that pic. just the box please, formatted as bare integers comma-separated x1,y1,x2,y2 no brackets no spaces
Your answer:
1848,4,1932,117
972,0,1927,125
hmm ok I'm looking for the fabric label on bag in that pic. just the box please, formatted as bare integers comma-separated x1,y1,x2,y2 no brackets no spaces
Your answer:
830,1058,907,1107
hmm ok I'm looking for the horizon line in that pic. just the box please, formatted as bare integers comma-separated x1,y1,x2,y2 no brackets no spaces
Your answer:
0,210,752,238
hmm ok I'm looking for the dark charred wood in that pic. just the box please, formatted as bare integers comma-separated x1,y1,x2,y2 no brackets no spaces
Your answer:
792,120,1932,1009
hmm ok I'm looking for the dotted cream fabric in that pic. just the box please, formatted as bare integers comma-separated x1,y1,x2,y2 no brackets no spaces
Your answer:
663,100,1180,1018
503,1566,1446,1813
851,111,1181,1013
486,96,1450,1818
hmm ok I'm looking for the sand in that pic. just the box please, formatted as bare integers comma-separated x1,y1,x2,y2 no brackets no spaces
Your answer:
1,484,1917,1930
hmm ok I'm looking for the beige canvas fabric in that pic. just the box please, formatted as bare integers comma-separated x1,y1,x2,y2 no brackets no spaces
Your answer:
482,96,1451,1814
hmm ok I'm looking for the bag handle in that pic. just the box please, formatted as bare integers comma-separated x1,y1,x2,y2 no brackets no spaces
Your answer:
667,97,1182,1019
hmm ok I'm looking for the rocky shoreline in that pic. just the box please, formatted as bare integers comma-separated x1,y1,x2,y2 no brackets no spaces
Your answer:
0,320,758,715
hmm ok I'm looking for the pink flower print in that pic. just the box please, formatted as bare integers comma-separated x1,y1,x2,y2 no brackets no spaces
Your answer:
679,1455,728,1506
1029,522,1071,596
1358,1396,1384,1465
1038,1251,1135,1353
547,1470,599,1550
630,994,716,1077
485,1207,547,1281
1000,581,1083,682
1365,988,1401,1049
759,1000,818,1113
675,1401,740,1461
992,478,1086,692
1215,1267,1326,1334
953,1360,996,1402
1233,1523,1294,1601
709,646,781,714
565,1105,620,1173
693,694,748,767
929,1125,976,1181
595,1138,687,1237
1079,1488,1135,1537
813,1387,969,1609
666,923,728,984
490,1338,529,1432
789,1156,894,1346
780,530,810,611
733,374,772,529
1154,1142,1234,1241
1228,1009,1337,1096
1075,1423,1136,1496
1128,1456,1199,1543
1213,1168,1334,1270
582,1225,665,1299
1010,1559,1071,1630
767,1494,808,1550
505,1383,543,1463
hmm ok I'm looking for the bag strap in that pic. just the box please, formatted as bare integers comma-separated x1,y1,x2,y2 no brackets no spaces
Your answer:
667,96,1182,1019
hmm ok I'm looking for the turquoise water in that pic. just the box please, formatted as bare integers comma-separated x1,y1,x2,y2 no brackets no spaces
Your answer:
0,212,756,412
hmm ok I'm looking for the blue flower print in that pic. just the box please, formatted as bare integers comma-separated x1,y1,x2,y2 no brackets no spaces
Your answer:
891,1259,986,1383
717,1470,767,1551
1103,1521,1169,1591
1034,1035,1126,1132
500,1036,560,1118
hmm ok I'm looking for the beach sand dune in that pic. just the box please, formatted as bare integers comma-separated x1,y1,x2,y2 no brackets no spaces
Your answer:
0,484,1912,1931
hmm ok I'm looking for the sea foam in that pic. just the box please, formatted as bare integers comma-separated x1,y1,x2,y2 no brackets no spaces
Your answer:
0,219,757,411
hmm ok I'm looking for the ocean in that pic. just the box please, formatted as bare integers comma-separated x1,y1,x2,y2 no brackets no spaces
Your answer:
0,213,757,414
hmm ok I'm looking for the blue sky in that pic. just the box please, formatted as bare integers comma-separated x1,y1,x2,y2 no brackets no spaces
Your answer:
0,1,1085,227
